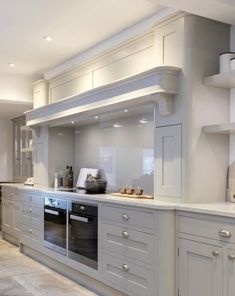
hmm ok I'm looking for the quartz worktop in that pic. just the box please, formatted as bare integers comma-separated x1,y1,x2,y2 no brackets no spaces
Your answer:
3,183,235,218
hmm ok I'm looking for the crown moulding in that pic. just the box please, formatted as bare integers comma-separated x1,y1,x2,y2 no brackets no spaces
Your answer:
25,66,180,126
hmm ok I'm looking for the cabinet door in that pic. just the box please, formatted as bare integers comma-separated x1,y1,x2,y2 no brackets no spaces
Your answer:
155,124,182,197
2,200,13,234
179,239,222,296
227,247,235,296
12,202,21,238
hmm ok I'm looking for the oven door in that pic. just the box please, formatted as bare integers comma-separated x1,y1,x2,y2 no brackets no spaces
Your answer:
68,211,98,269
44,205,67,255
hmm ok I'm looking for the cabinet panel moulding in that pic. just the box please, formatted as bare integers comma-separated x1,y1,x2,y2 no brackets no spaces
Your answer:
26,66,180,127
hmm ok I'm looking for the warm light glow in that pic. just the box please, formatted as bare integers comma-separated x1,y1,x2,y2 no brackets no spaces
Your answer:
8,62,15,67
139,118,148,124
43,36,52,42
113,123,123,128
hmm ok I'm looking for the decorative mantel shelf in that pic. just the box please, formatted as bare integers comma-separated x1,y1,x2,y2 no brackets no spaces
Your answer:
25,66,180,126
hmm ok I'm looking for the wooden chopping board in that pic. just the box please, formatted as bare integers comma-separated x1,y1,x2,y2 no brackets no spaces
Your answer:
111,193,153,199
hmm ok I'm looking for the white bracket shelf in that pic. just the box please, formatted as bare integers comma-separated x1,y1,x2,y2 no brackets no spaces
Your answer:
25,66,180,126
202,122,235,134
204,70,235,88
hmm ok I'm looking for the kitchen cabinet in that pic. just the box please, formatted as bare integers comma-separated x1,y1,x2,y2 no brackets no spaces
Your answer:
2,187,20,244
33,79,48,108
227,247,235,296
177,212,235,296
12,116,33,181
179,239,222,296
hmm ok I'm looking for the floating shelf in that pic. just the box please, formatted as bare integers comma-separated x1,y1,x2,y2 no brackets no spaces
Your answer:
204,70,235,88
202,122,235,134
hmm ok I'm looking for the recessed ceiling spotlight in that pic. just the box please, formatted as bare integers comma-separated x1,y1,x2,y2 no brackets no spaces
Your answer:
124,109,128,113
71,121,75,124
95,116,99,119
139,118,148,124
8,62,15,67
43,36,52,42
113,123,123,128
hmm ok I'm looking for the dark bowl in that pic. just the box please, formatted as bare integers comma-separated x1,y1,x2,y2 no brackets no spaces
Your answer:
85,180,107,194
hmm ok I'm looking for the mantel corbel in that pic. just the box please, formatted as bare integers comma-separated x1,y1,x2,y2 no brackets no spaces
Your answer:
153,93,173,116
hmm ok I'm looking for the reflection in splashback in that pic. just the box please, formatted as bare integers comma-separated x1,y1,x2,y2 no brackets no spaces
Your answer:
74,113,154,194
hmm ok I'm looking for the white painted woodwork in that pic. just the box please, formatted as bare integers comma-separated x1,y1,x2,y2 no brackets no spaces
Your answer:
154,16,184,68
101,205,156,233
155,124,182,198
227,247,235,296
26,66,180,127
203,122,235,134
204,71,235,89
179,239,223,296
178,215,235,243
102,223,155,266
33,79,48,108
102,253,154,296
12,201,21,237
49,70,91,104
2,200,13,234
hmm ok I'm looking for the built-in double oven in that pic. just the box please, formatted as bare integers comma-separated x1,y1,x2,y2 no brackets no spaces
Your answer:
44,197,98,269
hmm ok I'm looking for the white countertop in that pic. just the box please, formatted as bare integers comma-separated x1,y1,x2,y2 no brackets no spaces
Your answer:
3,183,235,218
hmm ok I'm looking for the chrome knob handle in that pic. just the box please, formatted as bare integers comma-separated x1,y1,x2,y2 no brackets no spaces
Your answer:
122,213,129,221
28,208,32,213
10,192,14,196
228,254,235,260
122,264,129,272
28,228,32,233
122,231,129,239
219,229,231,238
212,251,220,257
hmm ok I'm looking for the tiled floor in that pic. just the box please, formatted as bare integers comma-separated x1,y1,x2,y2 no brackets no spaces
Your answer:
0,236,99,296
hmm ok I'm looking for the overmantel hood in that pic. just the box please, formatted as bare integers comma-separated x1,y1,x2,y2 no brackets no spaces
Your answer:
25,66,180,126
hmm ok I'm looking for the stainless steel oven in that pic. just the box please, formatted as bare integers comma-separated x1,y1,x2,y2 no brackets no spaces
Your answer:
44,197,67,255
68,202,98,269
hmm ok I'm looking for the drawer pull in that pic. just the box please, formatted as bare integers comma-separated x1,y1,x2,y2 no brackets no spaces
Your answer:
212,251,220,257
122,231,129,239
219,229,231,238
228,254,235,260
122,214,129,221
28,228,32,233
122,264,129,272
10,192,14,196
28,208,32,213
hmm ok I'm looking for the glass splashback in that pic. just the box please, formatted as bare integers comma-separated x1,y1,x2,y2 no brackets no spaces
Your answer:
74,111,154,195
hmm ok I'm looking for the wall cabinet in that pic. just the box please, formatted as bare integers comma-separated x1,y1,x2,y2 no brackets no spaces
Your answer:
13,116,33,181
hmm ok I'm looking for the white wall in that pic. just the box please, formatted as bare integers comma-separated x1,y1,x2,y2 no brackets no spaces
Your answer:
0,72,34,103
0,119,13,181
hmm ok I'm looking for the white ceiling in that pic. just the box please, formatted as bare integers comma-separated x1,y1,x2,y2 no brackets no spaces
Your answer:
0,0,164,76
149,0,235,25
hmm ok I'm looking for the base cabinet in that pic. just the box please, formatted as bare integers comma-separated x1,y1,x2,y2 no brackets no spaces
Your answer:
2,199,14,234
179,239,222,296
178,213,235,296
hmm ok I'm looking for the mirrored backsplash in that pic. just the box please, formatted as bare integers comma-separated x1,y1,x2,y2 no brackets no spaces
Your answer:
74,112,154,195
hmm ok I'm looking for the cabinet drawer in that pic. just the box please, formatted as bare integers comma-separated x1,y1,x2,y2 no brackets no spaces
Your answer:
21,204,43,228
102,224,155,266
21,192,43,207
21,224,43,244
102,253,154,296
2,187,19,202
102,205,155,232
179,215,235,243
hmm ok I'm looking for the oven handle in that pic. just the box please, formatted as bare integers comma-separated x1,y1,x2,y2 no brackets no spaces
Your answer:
70,214,88,223
45,209,59,216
